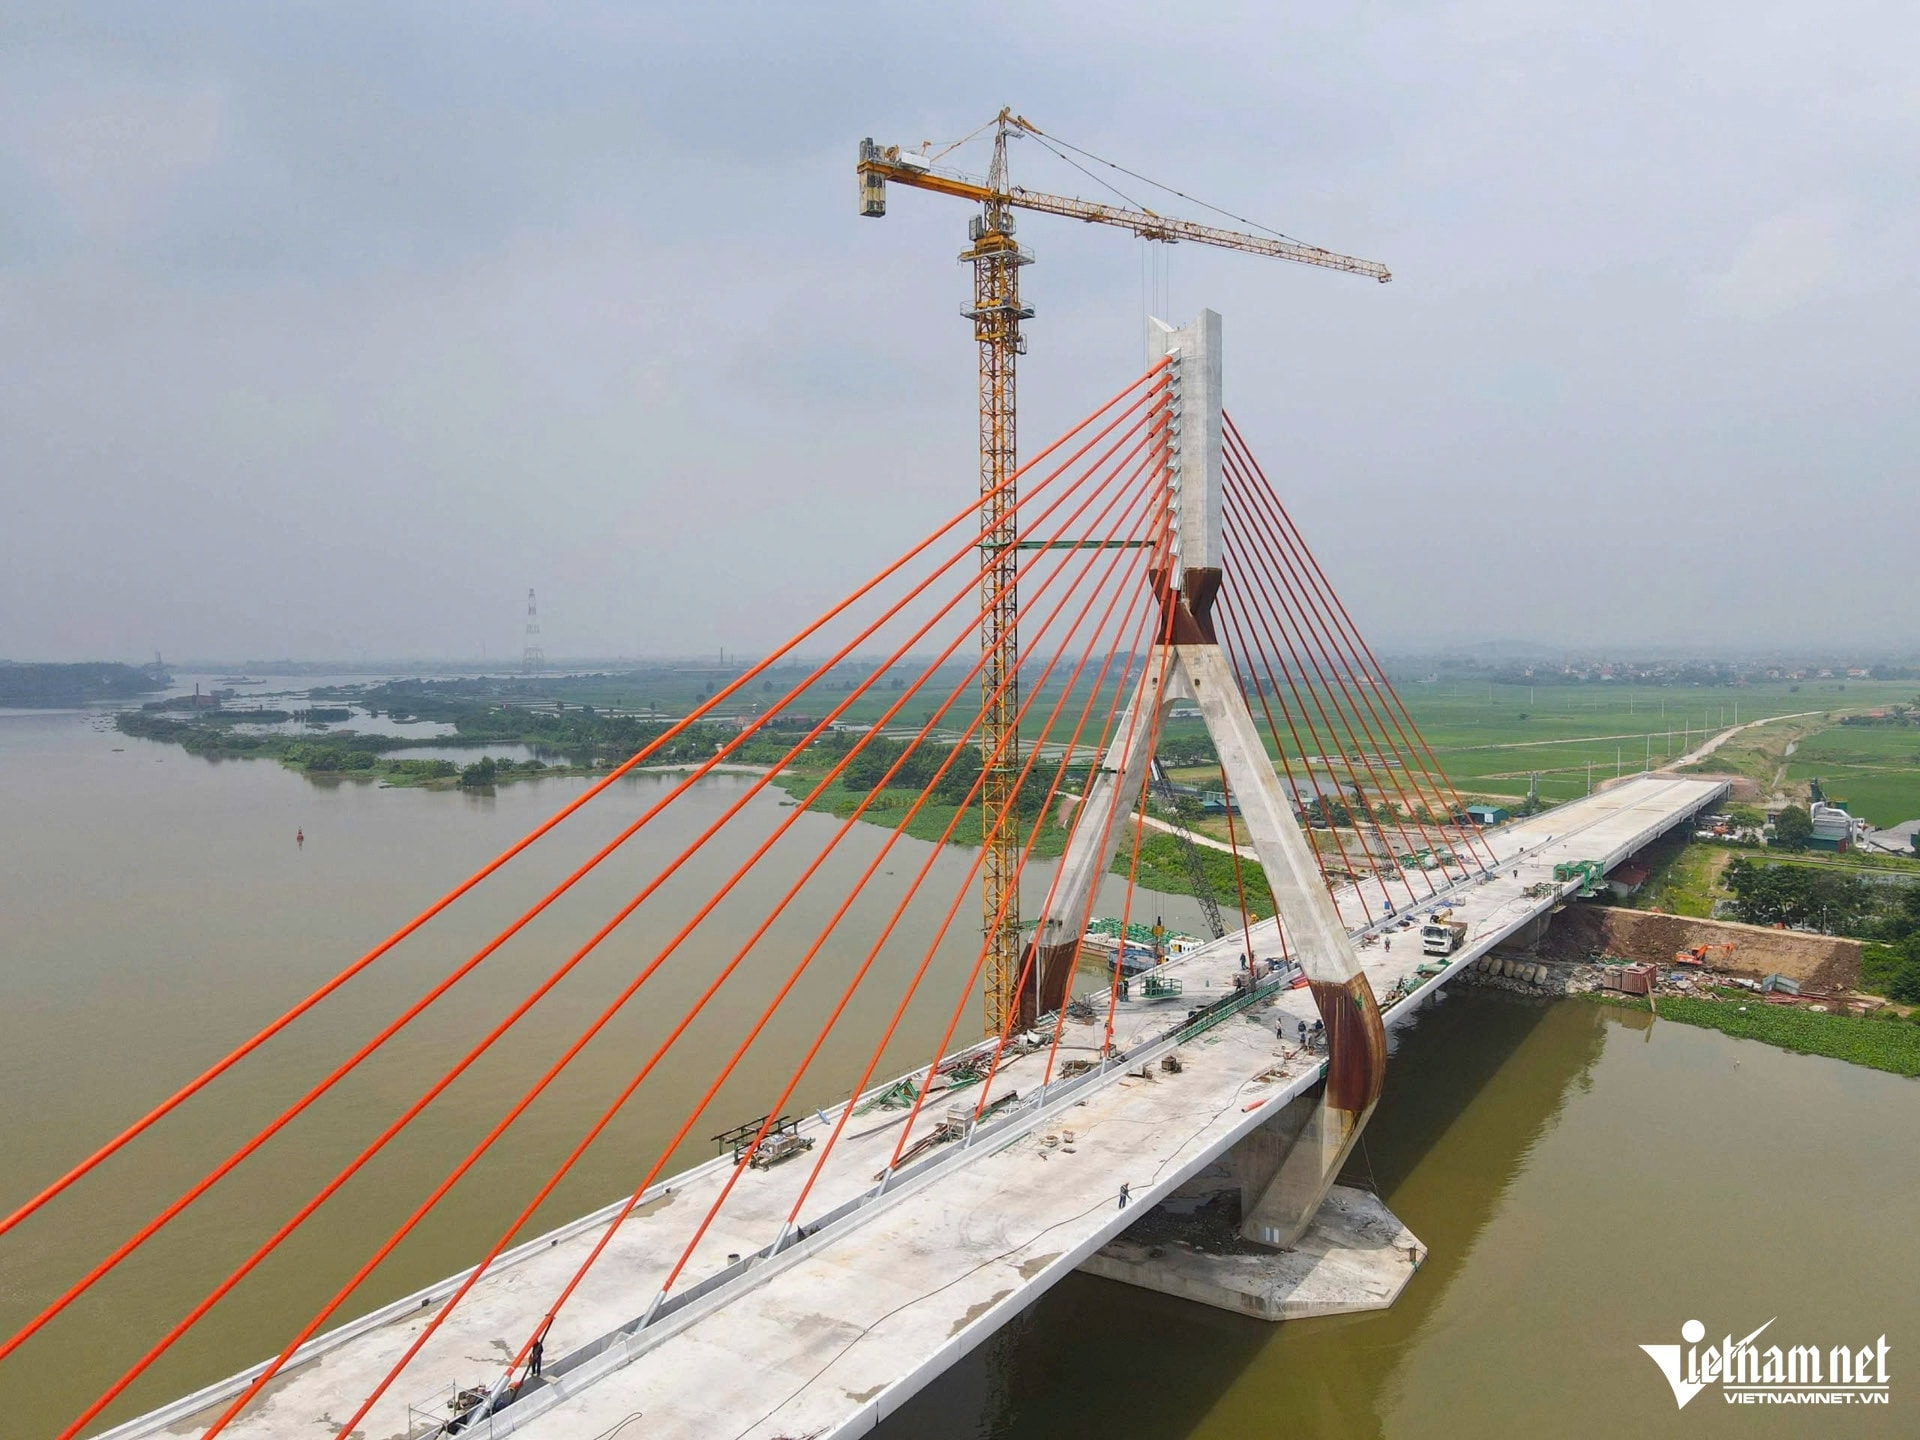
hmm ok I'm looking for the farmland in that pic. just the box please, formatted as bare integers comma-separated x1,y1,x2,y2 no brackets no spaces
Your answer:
1393,678,1898,805
1783,723,1920,827
1087,677,1910,810
279,665,1917,837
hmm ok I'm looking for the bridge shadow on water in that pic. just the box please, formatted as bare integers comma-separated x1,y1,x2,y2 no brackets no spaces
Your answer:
878,985,1619,1440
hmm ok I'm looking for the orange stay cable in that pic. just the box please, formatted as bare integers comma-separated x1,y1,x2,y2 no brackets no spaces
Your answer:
1225,463,1482,883
908,515,1172,1141
1225,416,1497,871
95,396,1172,1440
483,452,1166,1341
1213,585,1349,918
427,488,1171,1428
880,526,1169,1174
648,483,1163,1304
354,436,1172,1430
1222,448,1457,884
1222,502,1410,914
0,362,1167,1261
982,523,1179,1109
1211,608,1291,964
780,520,1166,1229
1222,464,1454,894
1228,416,1497,867
1037,644,1165,1091
1221,491,1436,906
1057,541,1179,1088
1214,569,1379,910
1091,691,1165,1061
12,395,1158,1401
878,584,1156,1169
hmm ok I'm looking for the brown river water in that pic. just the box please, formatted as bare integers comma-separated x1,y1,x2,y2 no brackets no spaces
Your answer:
1,700,1914,1438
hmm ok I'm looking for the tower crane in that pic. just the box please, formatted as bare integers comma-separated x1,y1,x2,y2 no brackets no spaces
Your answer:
857,110,1390,1035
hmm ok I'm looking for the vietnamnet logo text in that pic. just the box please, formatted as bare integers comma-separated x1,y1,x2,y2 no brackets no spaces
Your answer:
1641,1318,1891,1407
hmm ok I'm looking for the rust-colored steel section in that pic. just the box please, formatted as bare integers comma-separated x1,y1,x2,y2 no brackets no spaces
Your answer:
1181,567,1222,642
1148,563,1215,646
1308,975,1387,1114
1013,938,1083,1033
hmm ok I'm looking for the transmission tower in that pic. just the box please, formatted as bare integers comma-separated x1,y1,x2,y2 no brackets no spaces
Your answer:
522,588,544,673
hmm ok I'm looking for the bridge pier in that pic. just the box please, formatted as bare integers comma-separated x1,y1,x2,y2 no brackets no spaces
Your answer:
1235,1085,1367,1249
1079,1086,1423,1322
1080,1188,1422,1321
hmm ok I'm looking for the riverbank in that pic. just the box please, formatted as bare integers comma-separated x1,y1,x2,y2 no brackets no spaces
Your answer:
114,710,582,789
1578,989,1920,1076
111,695,801,793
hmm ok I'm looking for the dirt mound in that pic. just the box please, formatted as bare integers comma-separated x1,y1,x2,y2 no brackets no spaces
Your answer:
1537,905,1860,991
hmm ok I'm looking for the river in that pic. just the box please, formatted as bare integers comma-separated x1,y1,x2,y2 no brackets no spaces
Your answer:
1,699,1914,1438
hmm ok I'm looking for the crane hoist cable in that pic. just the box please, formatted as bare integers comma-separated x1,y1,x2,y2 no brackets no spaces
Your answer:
1149,759,1227,941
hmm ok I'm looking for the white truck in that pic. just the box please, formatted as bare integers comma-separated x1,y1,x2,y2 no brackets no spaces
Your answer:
1421,919,1468,957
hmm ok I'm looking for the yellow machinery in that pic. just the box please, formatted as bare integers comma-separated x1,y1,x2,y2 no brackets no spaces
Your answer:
857,110,1389,1034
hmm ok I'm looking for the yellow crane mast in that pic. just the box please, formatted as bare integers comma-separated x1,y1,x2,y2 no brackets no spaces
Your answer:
857,110,1389,1035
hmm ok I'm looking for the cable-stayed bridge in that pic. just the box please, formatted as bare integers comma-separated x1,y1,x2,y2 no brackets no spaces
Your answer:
6,315,1724,1440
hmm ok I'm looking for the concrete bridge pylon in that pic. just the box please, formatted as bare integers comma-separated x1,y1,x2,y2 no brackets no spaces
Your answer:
1019,309,1386,1250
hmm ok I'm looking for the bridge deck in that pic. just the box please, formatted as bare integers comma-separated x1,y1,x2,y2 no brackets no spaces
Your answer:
107,775,1724,1440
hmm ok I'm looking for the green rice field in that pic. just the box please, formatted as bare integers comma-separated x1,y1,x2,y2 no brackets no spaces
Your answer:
533,663,1917,820
1392,679,1893,805
1782,724,1920,827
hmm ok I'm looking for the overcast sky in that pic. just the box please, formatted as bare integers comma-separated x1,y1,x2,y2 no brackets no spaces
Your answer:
3,2,1915,663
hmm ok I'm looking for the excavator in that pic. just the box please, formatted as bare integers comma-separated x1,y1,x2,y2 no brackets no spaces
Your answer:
1674,941,1736,968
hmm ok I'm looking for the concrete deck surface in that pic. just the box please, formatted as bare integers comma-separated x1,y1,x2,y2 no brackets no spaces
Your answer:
102,775,1724,1440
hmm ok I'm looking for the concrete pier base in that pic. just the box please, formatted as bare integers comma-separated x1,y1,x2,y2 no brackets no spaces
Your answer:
1079,1185,1424,1321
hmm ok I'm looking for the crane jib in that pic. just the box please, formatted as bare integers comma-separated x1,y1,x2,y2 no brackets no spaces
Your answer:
856,142,1391,283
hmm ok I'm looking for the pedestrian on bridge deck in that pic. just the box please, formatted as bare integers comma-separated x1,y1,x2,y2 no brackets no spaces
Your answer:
1118,1182,1130,1210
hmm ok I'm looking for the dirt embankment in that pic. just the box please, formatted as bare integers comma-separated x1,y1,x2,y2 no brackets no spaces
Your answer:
1537,905,1861,992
